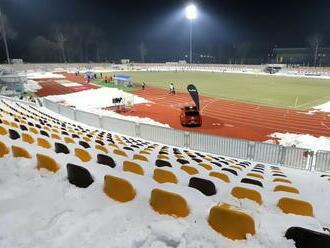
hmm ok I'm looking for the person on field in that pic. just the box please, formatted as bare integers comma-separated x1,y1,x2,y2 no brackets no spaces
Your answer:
169,83,175,95
142,82,146,90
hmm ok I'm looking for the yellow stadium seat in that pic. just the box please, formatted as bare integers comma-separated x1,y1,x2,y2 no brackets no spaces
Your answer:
181,165,199,175
273,178,292,184
2,119,9,125
209,171,230,183
0,141,9,157
43,126,51,131
113,149,128,157
22,133,35,144
74,148,92,162
12,146,32,159
10,122,19,128
64,137,75,144
51,133,61,140
52,128,60,133
274,185,299,194
123,161,144,175
157,154,169,160
83,136,91,142
95,145,108,154
133,154,148,162
103,175,136,202
247,172,264,180
37,138,52,149
208,204,256,240
108,143,118,149
231,186,262,205
199,163,213,171
153,168,178,184
0,125,8,135
204,157,213,162
36,153,60,172
140,150,150,155
150,188,189,217
277,197,314,217
29,127,38,134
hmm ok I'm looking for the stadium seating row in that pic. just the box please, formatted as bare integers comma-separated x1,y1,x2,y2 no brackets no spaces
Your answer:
0,99,323,243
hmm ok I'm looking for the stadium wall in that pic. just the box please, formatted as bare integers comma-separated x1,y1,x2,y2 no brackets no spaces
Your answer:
40,97,330,172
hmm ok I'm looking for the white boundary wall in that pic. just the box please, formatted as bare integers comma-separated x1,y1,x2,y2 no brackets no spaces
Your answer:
40,98,330,172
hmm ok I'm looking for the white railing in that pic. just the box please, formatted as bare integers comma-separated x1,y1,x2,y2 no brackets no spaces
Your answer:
39,98,330,172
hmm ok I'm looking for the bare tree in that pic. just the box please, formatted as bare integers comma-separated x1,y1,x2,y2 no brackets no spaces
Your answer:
29,36,60,62
308,33,322,67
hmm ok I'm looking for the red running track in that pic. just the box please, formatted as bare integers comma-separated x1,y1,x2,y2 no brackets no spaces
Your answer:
120,87,330,141
35,72,99,97
34,74,330,142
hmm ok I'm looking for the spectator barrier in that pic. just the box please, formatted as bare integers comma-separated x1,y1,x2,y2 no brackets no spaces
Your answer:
39,98,330,172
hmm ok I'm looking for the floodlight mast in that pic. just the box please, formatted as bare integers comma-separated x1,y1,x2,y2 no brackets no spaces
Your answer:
185,4,197,64
0,8,10,64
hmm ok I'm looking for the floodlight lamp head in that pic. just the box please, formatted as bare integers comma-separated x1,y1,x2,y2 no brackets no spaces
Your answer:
185,4,198,20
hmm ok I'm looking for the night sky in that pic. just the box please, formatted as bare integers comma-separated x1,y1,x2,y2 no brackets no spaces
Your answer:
1,0,330,62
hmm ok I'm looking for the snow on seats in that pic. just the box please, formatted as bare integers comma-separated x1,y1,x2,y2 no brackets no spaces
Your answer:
36,153,60,172
181,165,199,175
208,204,256,240
0,141,9,157
150,188,189,217
37,138,52,149
12,145,32,159
209,171,230,183
231,186,263,205
74,148,92,162
274,185,299,194
277,197,314,217
153,168,178,184
103,175,136,202
123,161,144,175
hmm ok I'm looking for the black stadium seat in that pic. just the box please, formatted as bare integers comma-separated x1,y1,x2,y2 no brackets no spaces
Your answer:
67,163,94,188
9,129,20,140
55,142,70,154
189,177,217,196
177,159,190,165
222,168,238,176
79,141,90,149
285,226,330,248
241,178,263,187
155,159,172,168
97,154,116,168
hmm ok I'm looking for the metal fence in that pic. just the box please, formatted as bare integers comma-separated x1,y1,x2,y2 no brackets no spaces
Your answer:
314,150,330,172
39,99,330,172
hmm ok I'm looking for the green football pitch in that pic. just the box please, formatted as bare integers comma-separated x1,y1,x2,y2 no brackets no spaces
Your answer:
99,71,330,109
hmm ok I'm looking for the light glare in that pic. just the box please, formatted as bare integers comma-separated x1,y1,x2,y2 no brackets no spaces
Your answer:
185,4,198,20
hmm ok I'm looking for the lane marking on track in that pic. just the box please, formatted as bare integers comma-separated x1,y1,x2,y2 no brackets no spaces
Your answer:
200,99,220,114
321,122,330,130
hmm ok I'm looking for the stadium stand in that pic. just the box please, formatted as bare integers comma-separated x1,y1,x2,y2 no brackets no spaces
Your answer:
0,97,328,243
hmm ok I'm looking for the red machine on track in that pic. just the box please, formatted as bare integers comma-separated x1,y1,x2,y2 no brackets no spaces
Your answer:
180,105,202,127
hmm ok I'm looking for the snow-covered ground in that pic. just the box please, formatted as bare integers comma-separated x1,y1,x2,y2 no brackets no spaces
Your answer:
0,99,329,248
46,88,148,110
267,132,330,152
21,71,65,79
45,88,169,128
24,80,42,93
313,101,330,113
